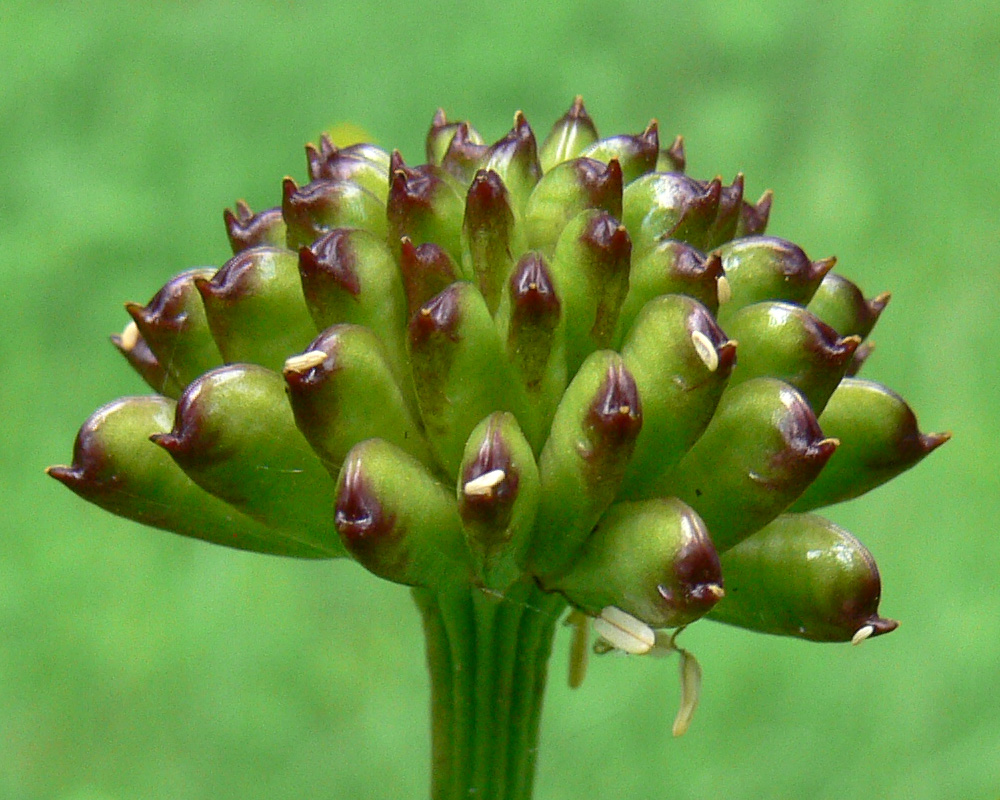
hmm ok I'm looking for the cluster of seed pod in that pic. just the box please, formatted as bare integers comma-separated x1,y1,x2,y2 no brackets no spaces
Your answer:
50,98,948,669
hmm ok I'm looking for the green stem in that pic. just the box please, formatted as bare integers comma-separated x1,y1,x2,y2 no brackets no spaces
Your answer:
413,581,566,800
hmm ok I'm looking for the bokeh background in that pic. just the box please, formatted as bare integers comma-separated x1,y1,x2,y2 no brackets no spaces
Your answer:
2,2,998,798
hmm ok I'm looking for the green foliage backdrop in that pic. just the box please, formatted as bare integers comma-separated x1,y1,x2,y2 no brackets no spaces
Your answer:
2,2,997,798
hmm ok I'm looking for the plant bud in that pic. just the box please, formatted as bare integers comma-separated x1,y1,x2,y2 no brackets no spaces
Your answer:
622,172,722,256
305,134,390,201
616,241,725,339
708,513,898,642
282,177,387,250
791,378,951,511
523,157,623,253
111,322,182,398
579,120,659,183
125,268,223,388
47,396,328,558
659,377,838,551
549,498,723,629
538,95,599,172
724,301,861,413
426,109,485,167
618,295,736,498
714,236,835,324
195,246,316,372
335,438,469,588
398,237,461,317
457,412,540,590
150,364,344,556
481,111,542,213
298,228,410,391
386,152,466,262
549,209,631,375
462,169,525,313
807,272,890,339
408,282,530,476
224,201,287,253
528,351,642,579
284,325,432,474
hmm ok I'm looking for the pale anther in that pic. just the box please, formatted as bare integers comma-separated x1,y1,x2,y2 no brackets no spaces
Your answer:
120,320,140,351
593,606,655,655
851,624,875,646
672,648,703,737
463,468,506,498
283,350,328,374
691,330,719,372
716,275,732,305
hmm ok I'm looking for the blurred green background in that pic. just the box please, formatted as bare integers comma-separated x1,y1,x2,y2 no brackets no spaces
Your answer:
2,1,998,798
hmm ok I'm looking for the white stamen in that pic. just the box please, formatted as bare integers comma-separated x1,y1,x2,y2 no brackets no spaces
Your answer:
463,469,506,498
851,624,875,646
716,275,732,305
672,648,702,737
120,320,140,351
593,606,655,655
691,330,719,372
283,350,328,374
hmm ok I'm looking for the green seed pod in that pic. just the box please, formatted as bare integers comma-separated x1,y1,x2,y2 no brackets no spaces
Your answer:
708,513,898,643
440,122,490,184
615,241,725,342
335,438,469,588
494,252,567,446
305,134,391,202
655,134,686,173
462,169,525,313
457,412,540,591
538,95,599,172
622,172,722,256
48,396,328,558
528,351,642,580
713,236,835,324
282,177,387,250
408,281,530,477
398,237,461,317
386,152,466,263
283,325,432,474
807,272,891,339
195,247,317,373
724,301,861,413
579,120,659,184
791,378,951,511
224,201,287,254
733,190,773,237
480,111,542,213
125,268,223,389
150,364,345,557
549,498,724,629
658,377,838,552
549,209,631,376
618,295,736,499
110,322,182,398
297,229,410,392
522,157,623,254
426,109,485,169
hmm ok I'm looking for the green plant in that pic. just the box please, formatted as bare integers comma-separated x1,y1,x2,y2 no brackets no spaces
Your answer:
49,98,947,800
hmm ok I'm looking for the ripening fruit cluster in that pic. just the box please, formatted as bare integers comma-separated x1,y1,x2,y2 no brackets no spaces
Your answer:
50,98,947,652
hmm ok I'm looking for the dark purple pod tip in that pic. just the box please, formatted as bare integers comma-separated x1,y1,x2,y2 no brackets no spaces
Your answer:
740,190,773,236
195,247,281,303
588,361,643,445
918,431,952,454
46,400,138,491
305,134,337,179
485,111,542,178
126,268,214,333
334,458,394,553
409,284,463,344
224,202,284,253
640,119,659,150
304,134,383,182
388,151,440,209
399,237,460,314
441,123,489,180
846,340,875,376
281,327,346,391
663,135,686,172
460,419,520,528
776,386,839,465
583,212,632,265
149,388,207,460
563,95,593,125
802,312,863,366
510,253,560,319
869,291,891,318
466,169,510,216
810,256,838,282
688,303,738,377
660,526,724,616
298,230,361,296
